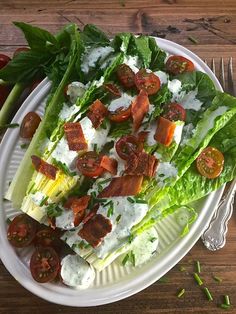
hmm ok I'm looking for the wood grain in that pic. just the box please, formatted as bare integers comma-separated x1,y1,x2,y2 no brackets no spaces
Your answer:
0,1,236,313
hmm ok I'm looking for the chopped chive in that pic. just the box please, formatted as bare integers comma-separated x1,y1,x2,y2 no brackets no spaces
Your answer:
95,198,107,203
128,234,134,243
188,35,199,44
177,288,185,298
0,123,19,130
127,197,135,203
84,243,91,249
220,304,230,310
224,295,230,306
99,178,111,185
93,143,98,152
107,202,114,217
135,199,147,204
39,196,49,206
8,181,12,186
116,214,122,223
196,260,201,273
3,198,8,202
20,143,29,149
6,218,11,224
179,266,186,272
55,190,62,197
122,253,129,266
130,250,135,267
193,273,203,286
213,275,222,283
203,287,213,301
158,276,169,283
150,237,157,243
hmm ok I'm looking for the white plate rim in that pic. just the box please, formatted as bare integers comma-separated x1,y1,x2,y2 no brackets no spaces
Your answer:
0,37,224,307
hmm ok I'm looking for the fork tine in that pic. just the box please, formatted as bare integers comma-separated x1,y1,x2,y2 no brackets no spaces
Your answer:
219,57,226,91
227,57,235,95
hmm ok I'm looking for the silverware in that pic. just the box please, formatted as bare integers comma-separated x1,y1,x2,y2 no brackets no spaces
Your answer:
201,57,236,251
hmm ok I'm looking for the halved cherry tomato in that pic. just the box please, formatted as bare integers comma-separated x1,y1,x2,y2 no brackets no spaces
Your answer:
116,64,135,88
0,53,11,69
162,103,186,121
109,106,131,122
115,135,140,160
76,151,104,177
166,56,194,75
196,146,224,179
34,229,63,252
134,69,161,95
7,214,37,248
13,47,30,58
103,83,121,97
30,247,60,283
20,112,41,139
0,85,11,108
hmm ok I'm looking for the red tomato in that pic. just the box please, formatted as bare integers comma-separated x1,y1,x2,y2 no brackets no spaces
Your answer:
13,47,30,58
134,69,161,95
108,106,131,122
196,147,224,179
162,103,186,121
76,151,104,177
166,56,194,75
116,64,135,88
0,53,11,69
20,112,41,139
34,229,63,252
7,214,37,248
0,85,11,108
103,83,121,97
115,135,140,160
30,247,60,283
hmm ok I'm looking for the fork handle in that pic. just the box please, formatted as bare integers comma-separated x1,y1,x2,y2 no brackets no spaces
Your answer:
201,179,236,251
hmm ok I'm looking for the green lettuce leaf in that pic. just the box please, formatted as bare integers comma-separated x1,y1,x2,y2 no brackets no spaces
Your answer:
148,37,167,71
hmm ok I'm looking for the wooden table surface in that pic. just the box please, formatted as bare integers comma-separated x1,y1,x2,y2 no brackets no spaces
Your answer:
0,1,236,313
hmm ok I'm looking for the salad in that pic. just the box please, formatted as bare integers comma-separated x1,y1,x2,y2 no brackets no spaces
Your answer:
2,22,236,289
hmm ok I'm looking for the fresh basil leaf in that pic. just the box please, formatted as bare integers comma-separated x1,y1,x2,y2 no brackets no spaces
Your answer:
14,22,59,52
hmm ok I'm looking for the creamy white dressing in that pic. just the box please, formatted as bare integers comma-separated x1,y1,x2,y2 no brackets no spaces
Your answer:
168,79,182,101
95,197,149,258
181,123,195,146
93,76,105,88
30,191,47,206
146,122,157,146
61,255,95,288
51,136,78,170
156,162,178,186
80,117,110,151
67,82,87,103
180,89,203,111
56,209,75,230
123,55,140,73
100,54,115,70
108,93,134,112
154,70,169,85
124,227,159,267
173,121,184,144
81,46,114,74
59,104,80,121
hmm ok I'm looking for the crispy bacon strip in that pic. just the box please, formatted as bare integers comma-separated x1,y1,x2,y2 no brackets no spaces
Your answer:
31,155,58,180
126,152,158,177
79,214,112,247
154,116,176,147
64,196,91,227
100,155,118,175
64,122,87,151
87,99,108,129
131,89,149,132
98,175,143,198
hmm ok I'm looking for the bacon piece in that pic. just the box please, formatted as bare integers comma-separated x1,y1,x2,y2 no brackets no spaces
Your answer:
31,155,58,180
100,155,118,175
79,214,112,247
126,152,158,177
131,89,149,132
64,196,90,227
154,116,176,147
87,99,108,129
98,175,143,198
138,131,149,143
64,122,87,151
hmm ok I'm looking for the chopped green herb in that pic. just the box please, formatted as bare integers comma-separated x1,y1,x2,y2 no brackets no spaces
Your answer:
158,276,169,283
188,35,199,44
193,273,203,286
100,117,108,129
39,196,49,206
3,198,8,202
107,201,114,217
6,218,11,224
177,288,185,298
128,234,134,243
0,123,19,130
99,178,111,185
46,203,62,218
20,143,29,149
127,197,135,203
53,159,76,177
130,250,135,267
116,214,122,223
196,260,201,273
135,199,148,204
55,190,62,197
213,275,222,283
220,304,231,310
84,243,91,249
203,287,213,301
179,266,186,272
8,181,11,186
122,253,129,266
93,143,98,152
149,237,157,243
224,295,230,306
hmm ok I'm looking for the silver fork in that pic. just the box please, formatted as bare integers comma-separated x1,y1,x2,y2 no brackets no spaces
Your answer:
201,58,236,251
